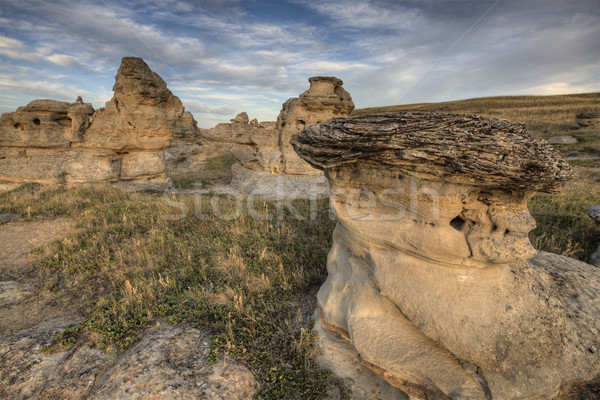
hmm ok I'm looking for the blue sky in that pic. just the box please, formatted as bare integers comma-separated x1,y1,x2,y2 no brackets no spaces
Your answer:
0,0,598,128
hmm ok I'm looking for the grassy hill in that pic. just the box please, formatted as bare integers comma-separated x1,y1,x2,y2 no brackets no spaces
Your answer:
353,92,600,157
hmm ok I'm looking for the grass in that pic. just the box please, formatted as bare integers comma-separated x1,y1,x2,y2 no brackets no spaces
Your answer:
528,164,600,263
0,183,341,399
202,153,237,170
1,93,598,398
353,93,600,156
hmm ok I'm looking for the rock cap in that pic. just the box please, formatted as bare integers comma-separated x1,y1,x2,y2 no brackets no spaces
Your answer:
292,112,573,192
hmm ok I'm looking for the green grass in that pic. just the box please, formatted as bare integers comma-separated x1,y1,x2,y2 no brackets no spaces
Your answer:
202,153,237,170
0,183,340,399
528,165,600,263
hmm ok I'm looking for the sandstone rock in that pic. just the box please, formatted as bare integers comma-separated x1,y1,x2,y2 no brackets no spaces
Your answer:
230,121,282,173
84,57,196,150
576,111,600,127
292,113,599,400
89,324,257,399
277,76,354,174
120,150,166,180
0,147,120,184
0,320,256,400
231,112,249,125
0,99,94,148
292,113,572,193
0,281,33,306
0,214,19,224
0,56,198,190
547,135,579,144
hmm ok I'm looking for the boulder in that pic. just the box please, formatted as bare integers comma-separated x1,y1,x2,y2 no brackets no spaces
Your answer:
0,99,94,148
84,57,196,150
588,204,600,224
547,135,578,144
576,112,600,127
277,76,354,175
292,113,599,400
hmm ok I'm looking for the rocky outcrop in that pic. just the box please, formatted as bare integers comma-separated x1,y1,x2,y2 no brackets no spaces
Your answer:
0,57,198,191
0,100,94,148
576,112,600,127
277,76,354,174
292,113,599,400
230,121,282,173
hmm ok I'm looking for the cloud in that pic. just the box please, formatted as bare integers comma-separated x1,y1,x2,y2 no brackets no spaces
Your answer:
0,0,598,128
181,99,237,116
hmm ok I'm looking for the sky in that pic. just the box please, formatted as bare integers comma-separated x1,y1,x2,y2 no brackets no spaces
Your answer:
0,0,598,128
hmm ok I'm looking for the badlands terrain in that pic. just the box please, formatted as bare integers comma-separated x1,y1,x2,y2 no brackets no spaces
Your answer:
0,57,598,399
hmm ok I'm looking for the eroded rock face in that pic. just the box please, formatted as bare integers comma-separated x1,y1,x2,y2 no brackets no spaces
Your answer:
292,113,600,400
230,121,282,173
0,57,198,190
0,100,94,148
84,57,196,150
277,76,354,174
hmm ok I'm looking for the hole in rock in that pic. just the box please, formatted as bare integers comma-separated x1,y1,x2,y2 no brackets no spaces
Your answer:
32,118,40,125
450,216,466,231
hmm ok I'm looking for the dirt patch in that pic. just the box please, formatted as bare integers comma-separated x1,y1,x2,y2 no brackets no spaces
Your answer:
0,217,80,335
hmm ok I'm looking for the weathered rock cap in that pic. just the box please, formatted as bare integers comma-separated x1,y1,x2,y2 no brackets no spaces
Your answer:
292,112,573,192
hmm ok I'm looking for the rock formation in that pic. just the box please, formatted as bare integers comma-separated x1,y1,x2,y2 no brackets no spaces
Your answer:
292,113,599,400
0,57,198,191
277,76,354,174
230,121,282,173
576,112,600,127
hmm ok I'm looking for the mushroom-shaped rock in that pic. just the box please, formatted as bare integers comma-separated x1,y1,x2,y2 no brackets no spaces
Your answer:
292,113,599,400
277,76,354,175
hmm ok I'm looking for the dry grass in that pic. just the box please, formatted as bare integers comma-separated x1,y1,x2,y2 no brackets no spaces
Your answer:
1,93,598,399
353,92,600,155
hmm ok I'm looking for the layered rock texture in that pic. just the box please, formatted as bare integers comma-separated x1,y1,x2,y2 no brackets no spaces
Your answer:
292,113,599,400
0,57,197,191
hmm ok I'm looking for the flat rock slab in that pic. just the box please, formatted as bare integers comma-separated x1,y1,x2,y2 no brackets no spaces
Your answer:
547,135,579,144
0,321,257,400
